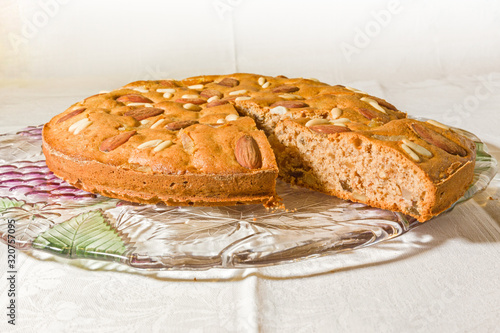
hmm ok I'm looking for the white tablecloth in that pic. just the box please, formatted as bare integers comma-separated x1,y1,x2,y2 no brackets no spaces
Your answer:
1,1,500,332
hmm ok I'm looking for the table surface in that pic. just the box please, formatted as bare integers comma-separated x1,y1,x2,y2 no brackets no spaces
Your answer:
0,74,499,333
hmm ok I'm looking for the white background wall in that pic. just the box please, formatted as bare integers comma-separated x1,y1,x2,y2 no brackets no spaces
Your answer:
1,0,499,87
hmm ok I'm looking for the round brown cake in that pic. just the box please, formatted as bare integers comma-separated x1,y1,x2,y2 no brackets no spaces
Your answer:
42,73,476,221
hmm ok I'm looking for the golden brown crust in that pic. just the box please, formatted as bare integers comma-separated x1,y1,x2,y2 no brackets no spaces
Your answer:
42,140,278,206
42,73,476,220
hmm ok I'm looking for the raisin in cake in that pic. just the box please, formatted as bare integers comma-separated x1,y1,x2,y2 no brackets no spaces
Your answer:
42,73,476,221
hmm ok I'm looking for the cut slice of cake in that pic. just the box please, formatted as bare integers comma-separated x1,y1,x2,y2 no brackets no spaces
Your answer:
229,74,476,222
269,118,475,221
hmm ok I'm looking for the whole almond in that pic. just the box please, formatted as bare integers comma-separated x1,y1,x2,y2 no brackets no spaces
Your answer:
116,94,153,103
57,108,86,124
175,98,206,105
270,101,308,108
309,125,352,134
376,99,397,111
100,131,136,152
410,123,467,156
206,100,230,108
158,80,178,88
272,85,300,93
217,78,239,87
124,107,164,121
200,89,223,99
356,107,377,120
166,120,198,131
235,135,262,169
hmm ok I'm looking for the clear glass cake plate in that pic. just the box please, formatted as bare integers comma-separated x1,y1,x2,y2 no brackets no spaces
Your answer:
0,124,496,271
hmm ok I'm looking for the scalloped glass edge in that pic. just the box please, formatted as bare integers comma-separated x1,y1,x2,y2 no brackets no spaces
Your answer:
0,123,497,271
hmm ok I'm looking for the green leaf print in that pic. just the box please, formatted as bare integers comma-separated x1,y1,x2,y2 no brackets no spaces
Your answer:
0,197,24,212
33,210,127,261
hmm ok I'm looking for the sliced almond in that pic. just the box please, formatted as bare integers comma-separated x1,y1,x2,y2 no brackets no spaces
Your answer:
153,140,173,152
305,118,330,127
225,114,239,121
330,108,342,120
401,143,421,162
157,88,176,94
426,119,450,131
235,135,262,169
150,118,166,129
360,97,387,114
131,87,149,93
182,94,199,99
345,86,368,95
137,139,162,150
68,118,91,133
235,96,251,101
187,84,204,90
402,139,433,157
181,133,195,153
269,106,288,115
69,118,92,134
183,103,202,111
207,96,220,103
279,93,304,100
228,89,248,96
261,82,271,89
258,77,266,86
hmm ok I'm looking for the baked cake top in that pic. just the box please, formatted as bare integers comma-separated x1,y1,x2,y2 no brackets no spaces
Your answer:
43,73,475,181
